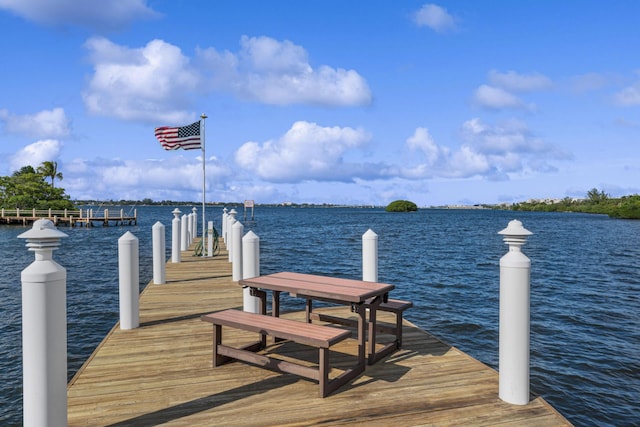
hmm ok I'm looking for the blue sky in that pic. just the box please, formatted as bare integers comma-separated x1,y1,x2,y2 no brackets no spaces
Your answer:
1,1,639,206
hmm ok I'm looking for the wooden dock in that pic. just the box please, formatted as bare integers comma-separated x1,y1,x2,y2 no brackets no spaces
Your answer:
66,241,572,426
0,208,136,227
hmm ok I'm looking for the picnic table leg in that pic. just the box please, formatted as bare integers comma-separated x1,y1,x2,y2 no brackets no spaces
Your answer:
250,288,267,315
272,290,281,317
306,299,313,323
355,304,366,369
368,306,377,365
213,324,223,366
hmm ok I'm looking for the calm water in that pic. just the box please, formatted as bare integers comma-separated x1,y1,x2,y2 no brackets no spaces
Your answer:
1,206,638,426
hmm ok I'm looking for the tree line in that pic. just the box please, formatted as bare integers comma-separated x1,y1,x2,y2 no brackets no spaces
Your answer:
510,188,640,219
0,161,74,210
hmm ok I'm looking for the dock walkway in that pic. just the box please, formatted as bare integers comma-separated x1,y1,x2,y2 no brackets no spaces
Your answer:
0,208,136,227
67,241,572,426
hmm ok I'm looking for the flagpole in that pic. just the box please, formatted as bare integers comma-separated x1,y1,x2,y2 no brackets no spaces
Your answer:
200,113,207,256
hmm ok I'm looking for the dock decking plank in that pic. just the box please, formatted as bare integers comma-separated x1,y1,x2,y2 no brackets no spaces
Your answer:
66,241,572,426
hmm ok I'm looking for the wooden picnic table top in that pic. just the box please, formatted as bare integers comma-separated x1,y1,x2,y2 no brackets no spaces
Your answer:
239,271,395,303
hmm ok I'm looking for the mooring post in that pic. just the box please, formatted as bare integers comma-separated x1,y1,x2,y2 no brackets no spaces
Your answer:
152,221,166,284
171,208,182,263
18,219,68,427
192,207,198,241
222,207,228,244
118,231,139,330
242,230,261,313
232,220,244,281
187,212,193,247
498,219,533,405
227,209,237,262
207,220,214,257
180,214,188,251
362,228,378,282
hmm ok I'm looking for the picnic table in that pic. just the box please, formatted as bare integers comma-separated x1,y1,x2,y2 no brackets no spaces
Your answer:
239,272,398,367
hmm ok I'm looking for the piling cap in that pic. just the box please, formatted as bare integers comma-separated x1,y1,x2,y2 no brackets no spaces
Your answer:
18,219,68,240
228,209,237,216
498,219,532,237
172,208,182,217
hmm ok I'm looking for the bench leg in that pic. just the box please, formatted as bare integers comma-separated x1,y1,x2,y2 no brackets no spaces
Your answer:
395,311,404,348
319,347,329,398
213,324,223,367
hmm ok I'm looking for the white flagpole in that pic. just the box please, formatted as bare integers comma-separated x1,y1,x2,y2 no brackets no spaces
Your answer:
200,113,207,256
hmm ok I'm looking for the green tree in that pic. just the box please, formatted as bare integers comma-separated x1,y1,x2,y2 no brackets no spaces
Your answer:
385,200,418,212
587,188,609,204
37,160,63,188
0,166,73,209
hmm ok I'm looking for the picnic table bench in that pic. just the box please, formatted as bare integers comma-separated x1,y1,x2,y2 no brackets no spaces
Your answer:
201,309,357,398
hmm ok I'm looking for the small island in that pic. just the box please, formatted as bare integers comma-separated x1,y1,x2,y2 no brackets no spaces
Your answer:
385,200,418,212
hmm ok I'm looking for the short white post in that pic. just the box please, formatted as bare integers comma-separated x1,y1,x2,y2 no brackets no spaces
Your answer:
498,219,533,405
118,231,139,330
232,221,244,281
227,209,237,262
242,231,261,313
225,209,237,252
192,207,198,240
180,214,189,251
207,221,214,257
362,228,378,282
187,212,193,246
152,221,166,284
222,208,228,243
18,219,68,427
171,208,182,263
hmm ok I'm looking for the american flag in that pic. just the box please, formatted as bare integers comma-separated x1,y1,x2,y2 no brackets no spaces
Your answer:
154,121,202,150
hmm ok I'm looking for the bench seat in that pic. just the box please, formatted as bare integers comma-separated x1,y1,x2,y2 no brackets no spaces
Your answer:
201,309,360,397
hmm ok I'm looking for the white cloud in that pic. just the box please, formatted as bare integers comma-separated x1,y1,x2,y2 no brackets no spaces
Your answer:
413,3,458,33
0,0,159,31
197,36,372,106
488,70,552,92
614,80,640,106
82,37,199,124
0,107,70,138
403,118,568,181
473,70,552,111
82,35,372,122
473,85,528,110
234,121,377,182
63,155,232,201
10,139,63,171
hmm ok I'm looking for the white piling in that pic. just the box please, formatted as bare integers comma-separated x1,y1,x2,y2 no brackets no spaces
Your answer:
221,207,228,243
362,228,378,282
118,231,139,330
181,214,188,251
18,219,68,427
171,208,182,263
227,209,237,262
192,207,198,242
232,221,244,281
498,219,533,405
242,230,261,313
207,221,214,257
187,212,193,246
152,221,166,284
